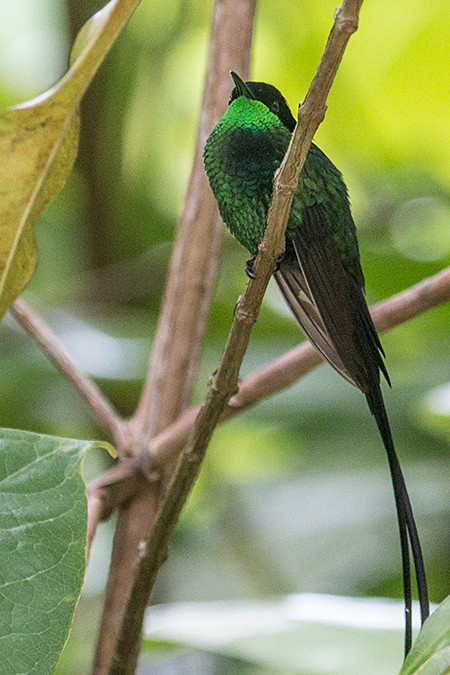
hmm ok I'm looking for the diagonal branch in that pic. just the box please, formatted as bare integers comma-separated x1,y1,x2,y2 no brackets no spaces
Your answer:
110,1,365,671
147,263,450,465
10,297,128,450
87,263,450,541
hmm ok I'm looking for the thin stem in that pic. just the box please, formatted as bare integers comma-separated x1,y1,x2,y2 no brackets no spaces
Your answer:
146,264,450,466
111,0,365,670
131,0,256,445
10,297,127,450
86,262,450,541
112,170,283,675
86,264,450,569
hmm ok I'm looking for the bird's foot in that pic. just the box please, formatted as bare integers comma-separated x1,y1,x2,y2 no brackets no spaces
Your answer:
246,257,257,279
274,254,284,272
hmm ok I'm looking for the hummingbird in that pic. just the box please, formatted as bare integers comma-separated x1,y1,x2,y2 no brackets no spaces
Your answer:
203,72,429,654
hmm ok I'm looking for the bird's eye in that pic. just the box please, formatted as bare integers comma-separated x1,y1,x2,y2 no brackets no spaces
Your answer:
271,100,280,114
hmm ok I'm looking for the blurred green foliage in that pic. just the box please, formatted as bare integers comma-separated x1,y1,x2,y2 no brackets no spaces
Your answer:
0,0,450,673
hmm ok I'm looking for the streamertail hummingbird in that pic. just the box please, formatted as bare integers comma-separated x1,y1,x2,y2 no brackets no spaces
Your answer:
203,72,429,655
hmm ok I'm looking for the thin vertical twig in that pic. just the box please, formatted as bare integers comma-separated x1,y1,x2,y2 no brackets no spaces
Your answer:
131,0,257,444
110,1,365,671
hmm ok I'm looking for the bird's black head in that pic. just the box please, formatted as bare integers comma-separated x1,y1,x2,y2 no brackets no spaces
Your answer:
229,72,296,133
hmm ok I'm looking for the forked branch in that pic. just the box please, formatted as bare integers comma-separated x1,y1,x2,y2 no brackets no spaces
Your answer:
86,263,450,552
110,0,365,671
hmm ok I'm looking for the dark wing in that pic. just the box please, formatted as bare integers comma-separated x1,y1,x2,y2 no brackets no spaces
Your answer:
274,202,389,392
274,241,355,386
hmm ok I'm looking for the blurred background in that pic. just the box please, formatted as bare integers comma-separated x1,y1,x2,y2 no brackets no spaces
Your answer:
0,0,450,673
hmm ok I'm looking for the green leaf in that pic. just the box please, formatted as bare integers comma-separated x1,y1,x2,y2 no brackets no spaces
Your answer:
0,428,110,675
399,596,450,675
0,0,142,321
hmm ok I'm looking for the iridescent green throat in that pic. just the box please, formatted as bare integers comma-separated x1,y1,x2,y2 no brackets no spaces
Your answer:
203,98,291,253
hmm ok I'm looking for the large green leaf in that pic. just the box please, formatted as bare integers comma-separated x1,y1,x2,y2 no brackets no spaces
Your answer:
399,595,450,675
0,0,142,321
0,428,109,675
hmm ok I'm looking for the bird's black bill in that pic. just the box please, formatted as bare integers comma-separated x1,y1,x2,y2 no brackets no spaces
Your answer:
230,71,255,99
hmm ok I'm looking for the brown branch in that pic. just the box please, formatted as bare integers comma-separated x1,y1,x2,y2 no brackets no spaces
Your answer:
92,1,257,673
130,0,256,445
110,1,365,671
10,297,128,451
147,264,450,464
268,0,363,224
86,458,151,559
85,263,450,546
112,165,281,675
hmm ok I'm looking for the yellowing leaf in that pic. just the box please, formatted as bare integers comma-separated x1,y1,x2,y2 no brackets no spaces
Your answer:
0,0,141,321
